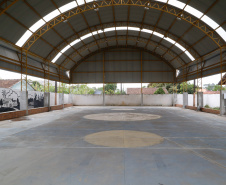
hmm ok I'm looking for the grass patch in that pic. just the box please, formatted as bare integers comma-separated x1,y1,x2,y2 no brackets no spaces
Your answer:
204,105,220,110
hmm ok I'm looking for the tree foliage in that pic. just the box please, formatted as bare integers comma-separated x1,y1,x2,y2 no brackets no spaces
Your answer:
70,84,94,94
105,84,117,92
154,87,165,94
148,82,196,94
213,85,226,91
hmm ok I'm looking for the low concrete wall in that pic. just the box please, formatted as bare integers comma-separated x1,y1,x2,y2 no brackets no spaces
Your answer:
0,104,74,121
50,93,56,106
175,104,183,108
175,105,220,115
64,94,73,104
73,94,173,106
28,107,49,115
186,105,197,111
105,95,141,106
73,95,103,106
176,94,183,105
201,108,220,115
188,94,197,107
64,103,73,108
186,94,220,108
143,94,173,106
204,94,220,108
0,110,27,121
57,93,64,105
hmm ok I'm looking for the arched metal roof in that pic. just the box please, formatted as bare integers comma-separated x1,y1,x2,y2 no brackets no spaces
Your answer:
0,0,225,83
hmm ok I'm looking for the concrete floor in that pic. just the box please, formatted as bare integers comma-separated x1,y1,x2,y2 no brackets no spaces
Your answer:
0,106,226,185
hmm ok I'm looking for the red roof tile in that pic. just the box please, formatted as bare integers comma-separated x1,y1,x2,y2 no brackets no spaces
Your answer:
0,79,21,88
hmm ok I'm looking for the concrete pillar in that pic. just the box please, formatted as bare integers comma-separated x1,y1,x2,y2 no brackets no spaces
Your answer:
197,92,203,111
141,93,143,106
20,91,28,115
58,93,64,108
103,93,105,106
173,93,177,106
183,92,188,109
220,90,226,116
44,92,50,111
62,93,64,108
69,94,73,104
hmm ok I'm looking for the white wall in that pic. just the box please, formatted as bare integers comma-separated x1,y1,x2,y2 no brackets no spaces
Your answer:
50,93,55,106
176,93,220,108
57,93,64,105
143,94,173,106
64,94,69,104
204,94,220,108
72,94,173,106
176,94,183,105
188,94,197,106
105,95,141,106
73,95,103,106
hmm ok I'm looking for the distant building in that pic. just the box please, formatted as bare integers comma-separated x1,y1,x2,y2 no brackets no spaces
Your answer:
94,90,102,95
127,88,168,95
199,89,220,94
0,79,35,91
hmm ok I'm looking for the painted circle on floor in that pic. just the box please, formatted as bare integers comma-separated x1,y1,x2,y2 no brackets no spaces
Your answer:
111,108,135,111
83,113,161,121
84,130,164,148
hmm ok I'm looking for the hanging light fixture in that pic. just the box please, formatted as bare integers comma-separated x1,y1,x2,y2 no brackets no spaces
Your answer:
62,16,68,23
177,13,183,21
93,4,99,11
145,2,150,10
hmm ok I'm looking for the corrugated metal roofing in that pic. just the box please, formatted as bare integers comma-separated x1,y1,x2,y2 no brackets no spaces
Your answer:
0,0,225,84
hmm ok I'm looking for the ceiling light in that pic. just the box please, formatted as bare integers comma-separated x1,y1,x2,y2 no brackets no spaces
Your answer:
93,4,99,11
62,16,68,23
145,2,150,10
177,13,183,20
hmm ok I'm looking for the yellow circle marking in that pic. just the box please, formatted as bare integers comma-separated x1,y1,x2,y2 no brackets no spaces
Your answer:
84,130,164,148
83,113,161,121
111,108,135,111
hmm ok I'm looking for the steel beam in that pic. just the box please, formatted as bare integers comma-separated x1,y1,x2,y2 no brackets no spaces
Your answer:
21,1,224,51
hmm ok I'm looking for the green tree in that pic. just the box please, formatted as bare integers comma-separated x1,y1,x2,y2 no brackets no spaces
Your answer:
115,89,126,95
179,82,195,94
105,84,117,93
148,83,165,88
29,80,43,91
105,89,115,95
206,83,215,91
213,85,226,91
154,87,165,94
148,83,176,94
71,84,95,94
97,87,103,92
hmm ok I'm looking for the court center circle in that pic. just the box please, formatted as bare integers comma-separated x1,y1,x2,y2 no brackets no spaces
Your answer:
84,130,164,148
83,112,161,121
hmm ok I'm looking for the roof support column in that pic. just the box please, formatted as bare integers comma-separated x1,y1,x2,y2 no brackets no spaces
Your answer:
103,52,105,106
183,92,188,109
140,51,143,106
20,49,28,115
220,48,226,116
